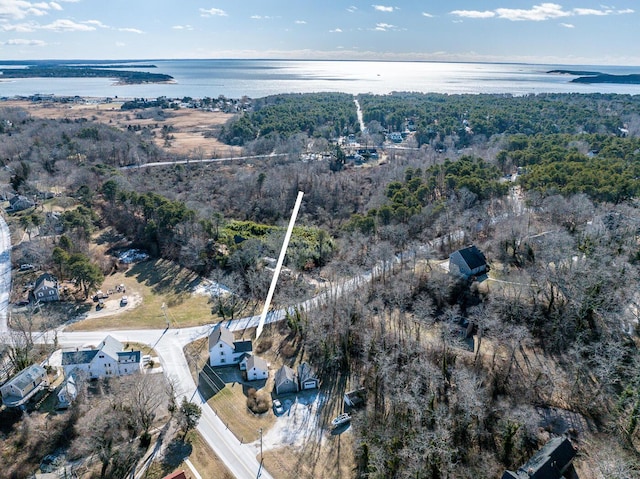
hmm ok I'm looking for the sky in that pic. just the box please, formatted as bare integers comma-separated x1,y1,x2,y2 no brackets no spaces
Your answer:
0,1,638,65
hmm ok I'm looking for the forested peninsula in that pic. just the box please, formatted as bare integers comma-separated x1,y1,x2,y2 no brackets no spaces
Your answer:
0,64,172,84
548,69,640,84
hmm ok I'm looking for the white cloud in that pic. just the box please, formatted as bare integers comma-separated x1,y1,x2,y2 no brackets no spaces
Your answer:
0,0,63,20
199,7,227,17
0,22,37,32
451,3,635,22
346,6,357,13
375,22,395,31
573,8,608,16
329,28,342,33
172,24,194,30
119,27,143,34
295,20,306,24
83,19,108,28
373,5,394,13
115,41,125,47
451,10,495,19
495,4,571,21
3,38,46,46
41,19,95,31
560,22,575,28
422,12,433,18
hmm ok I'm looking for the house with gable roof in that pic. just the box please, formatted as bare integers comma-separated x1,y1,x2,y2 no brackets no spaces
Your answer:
1,364,48,408
297,362,319,390
501,436,577,479
274,365,298,395
208,324,253,367
449,245,488,279
61,335,141,379
32,273,60,302
245,355,269,381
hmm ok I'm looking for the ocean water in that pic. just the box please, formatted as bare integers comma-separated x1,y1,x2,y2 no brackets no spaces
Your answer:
1,59,639,99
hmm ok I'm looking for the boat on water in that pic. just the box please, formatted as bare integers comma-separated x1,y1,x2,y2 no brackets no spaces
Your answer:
331,413,351,428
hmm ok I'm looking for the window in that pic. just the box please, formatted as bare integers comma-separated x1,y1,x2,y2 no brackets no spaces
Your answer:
219,344,223,348
221,358,225,363
220,351,224,356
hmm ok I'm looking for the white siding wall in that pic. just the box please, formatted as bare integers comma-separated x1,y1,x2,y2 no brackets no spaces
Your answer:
209,341,236,366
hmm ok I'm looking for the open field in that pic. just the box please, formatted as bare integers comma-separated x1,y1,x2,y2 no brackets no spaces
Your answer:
66,259,217,331
1,99,242,157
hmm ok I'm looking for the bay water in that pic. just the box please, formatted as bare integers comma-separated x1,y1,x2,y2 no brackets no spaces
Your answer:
1,59,639,99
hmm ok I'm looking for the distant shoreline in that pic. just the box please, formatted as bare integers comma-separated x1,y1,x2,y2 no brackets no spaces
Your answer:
548,69,640,85
0,64,173,85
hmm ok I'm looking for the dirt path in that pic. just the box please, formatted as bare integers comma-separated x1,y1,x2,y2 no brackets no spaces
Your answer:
77,292,142,321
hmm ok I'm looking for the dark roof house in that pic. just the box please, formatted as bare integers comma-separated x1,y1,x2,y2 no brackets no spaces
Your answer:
449,245,488,279
32,273,60,302
501,437,577,479
8,194,34,212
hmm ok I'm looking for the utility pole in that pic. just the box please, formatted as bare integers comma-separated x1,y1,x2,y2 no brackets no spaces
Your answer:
259,427,263,463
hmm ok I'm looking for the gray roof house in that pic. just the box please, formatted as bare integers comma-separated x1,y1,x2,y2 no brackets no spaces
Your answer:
1,364,48,408
298,362,319,390
32,273,60,302
8,194,34,212
501,437,577,479
246,355,269,381
208,324,253,367
449,245,488,279
274,365,298,395
62,335,141,379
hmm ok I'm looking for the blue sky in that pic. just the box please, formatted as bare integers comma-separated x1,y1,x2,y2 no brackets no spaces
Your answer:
0,1,637,65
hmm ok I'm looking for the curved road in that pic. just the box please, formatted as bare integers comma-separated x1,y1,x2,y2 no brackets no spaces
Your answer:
0,215,273,479
2,211,388,479
0,215,11,334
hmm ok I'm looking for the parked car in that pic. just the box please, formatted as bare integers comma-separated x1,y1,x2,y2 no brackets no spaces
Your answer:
273,399,284,415
93,290,109,302
120,295,128,306
20,263,35,271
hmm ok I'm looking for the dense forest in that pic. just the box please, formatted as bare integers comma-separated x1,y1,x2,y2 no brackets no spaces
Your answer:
2,91,640,477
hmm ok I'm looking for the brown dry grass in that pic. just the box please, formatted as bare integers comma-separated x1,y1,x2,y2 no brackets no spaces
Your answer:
263,431,355,479
1,99,242,157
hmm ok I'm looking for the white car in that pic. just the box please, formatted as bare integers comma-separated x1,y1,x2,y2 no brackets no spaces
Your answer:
120,295,128,306
273,399,284,415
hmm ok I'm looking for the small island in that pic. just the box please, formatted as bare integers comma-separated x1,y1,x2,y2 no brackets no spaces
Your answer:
0,64,173,84
548,69,640,85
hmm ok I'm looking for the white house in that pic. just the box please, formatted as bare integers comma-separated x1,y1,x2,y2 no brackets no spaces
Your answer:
1,364,48,408
57,371,78,409
61,335,141,379
245,355,269,381
208,324,253,367
449,245,488,279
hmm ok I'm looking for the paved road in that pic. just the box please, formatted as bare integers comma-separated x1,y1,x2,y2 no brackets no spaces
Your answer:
120,153,286,170
56,325,274,479
0,215,11,334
